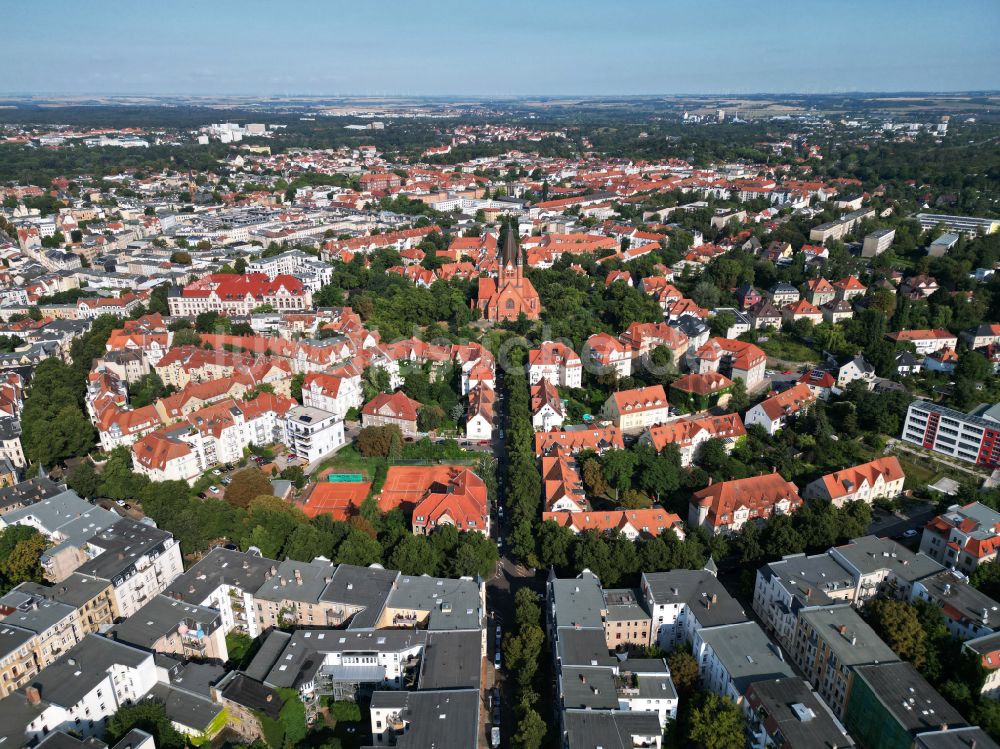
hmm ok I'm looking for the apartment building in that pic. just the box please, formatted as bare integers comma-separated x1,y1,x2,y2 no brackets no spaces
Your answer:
689,472,803,536
920,502,1000,575
361,391,422,436
601,385,670,433
75,519,184,620
692,621,793,709
283,405,345,464
753,552,855,651
790,605,899,719
528,341,582,388
828,535,944,603
110,593,228,662
803,457,905,507
530,378,565,431
902,400,1000,468
301,369,363,419
747,678,857,749
247,249,333,291
693,337,767,389
167,273,312,316
642,412,746,467
745,383,816,436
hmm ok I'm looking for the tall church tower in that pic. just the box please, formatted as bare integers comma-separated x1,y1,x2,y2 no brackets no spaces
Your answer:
500,223,521,284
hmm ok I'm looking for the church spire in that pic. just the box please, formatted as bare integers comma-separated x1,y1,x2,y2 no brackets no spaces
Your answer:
502,223,519,268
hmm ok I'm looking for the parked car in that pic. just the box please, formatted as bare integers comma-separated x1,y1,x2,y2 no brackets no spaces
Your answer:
494,651,501,669
491,726,500,748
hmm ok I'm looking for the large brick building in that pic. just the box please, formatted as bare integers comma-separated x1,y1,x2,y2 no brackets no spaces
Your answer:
167,273,312,317
476,230,541,322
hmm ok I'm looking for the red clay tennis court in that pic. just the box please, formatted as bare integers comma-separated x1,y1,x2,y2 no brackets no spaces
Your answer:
301,481,372,521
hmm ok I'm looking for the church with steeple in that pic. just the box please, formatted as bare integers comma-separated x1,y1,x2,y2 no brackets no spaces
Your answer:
476,226,542,322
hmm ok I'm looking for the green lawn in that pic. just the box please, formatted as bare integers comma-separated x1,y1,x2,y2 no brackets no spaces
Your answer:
756,334,821,363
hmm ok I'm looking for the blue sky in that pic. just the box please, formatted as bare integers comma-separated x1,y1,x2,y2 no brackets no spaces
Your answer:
3,0,998,96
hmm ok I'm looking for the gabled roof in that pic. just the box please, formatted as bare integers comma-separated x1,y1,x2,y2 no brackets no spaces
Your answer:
817,457,904,500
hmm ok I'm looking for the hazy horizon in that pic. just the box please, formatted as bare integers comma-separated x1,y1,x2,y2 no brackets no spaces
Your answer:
4,0,999,97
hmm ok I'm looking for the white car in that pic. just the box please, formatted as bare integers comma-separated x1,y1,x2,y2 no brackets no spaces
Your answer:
209,486,219,493
494,651,501,669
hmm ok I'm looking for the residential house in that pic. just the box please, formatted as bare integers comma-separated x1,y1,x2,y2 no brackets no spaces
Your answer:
744,383,816,435
641,413,746,467
689,472,803,536
529,341,582,389
531,379,565,432
920,502,1000,575
361,391,423,436
601,385,670,434
803,457,905,508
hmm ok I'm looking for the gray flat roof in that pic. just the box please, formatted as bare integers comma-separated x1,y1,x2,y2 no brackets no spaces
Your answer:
0,622,36,657
16,573,111,609
77,518,174,583
917,570,1000,629
563,710,663,749
418,630,482,690
147,683,222,733
28,635,151,708
761,552,855,609
244,629,291,683
551,572,605,629
111,594,221,651
832,535,943,582
560,666,619,710
698,622,794,694
556,627,616,669
0,591,75,636
853,661,965,735
799,605,899,668
641,570,747,628
385,574,482,631
747,677,856,748
262,628,427,689
916,727,1000,749
2,489,118,554
256,558,335,604
165,547,275,604
368,689,480,748
321,563,397,629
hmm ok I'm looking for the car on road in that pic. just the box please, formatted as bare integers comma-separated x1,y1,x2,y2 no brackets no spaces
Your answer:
491,726,500,748
902,529,918,539
494,651,501,669
495,624,502,643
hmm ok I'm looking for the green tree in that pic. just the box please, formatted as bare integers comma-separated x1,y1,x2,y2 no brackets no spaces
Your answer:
513,708,546,749
452,531,499,578
336,528,383,566
290,372,305,403
129,372,167,408
388,534,441,576
865,598,927,668
67,460,100,499
536,519,574,568
357,425,403,458
0,526,47,587
688,691,748,749
171,328,202,347
226,467,275,509
667,650,700,694
600,449,636,500
105,700,186,749
362,366,392,401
